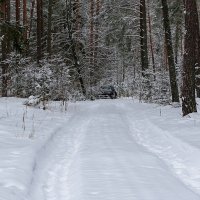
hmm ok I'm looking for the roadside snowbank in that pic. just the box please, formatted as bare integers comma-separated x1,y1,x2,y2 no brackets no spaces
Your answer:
125,98,200,195
0,98,72,200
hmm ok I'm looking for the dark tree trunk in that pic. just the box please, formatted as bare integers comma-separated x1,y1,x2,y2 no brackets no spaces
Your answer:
192,1,200,98
37,0,43,63
23,0,27,40
182,0,197,116
161,0,179,103
66,0,86,96
1,0,10,97
16,0,20,25
140,0,148,75
47,0,53,56
196,37,200,97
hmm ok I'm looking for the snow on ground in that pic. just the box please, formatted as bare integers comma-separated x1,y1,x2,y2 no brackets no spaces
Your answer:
0,97,200,200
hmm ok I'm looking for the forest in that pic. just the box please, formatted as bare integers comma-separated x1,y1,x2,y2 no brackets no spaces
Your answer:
0,0,200,116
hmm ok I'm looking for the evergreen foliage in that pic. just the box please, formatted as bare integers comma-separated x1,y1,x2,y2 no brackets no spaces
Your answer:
0,0,199,115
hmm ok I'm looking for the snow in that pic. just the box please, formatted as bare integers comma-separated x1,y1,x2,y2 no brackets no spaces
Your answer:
0,97,200,200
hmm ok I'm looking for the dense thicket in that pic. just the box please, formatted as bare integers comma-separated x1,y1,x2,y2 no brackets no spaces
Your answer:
0,0,199,115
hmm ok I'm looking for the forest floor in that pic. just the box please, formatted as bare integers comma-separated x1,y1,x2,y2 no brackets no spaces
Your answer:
0,98,200,200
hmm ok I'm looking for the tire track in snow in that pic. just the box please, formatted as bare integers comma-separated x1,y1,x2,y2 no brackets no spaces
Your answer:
125,111,200,196
28,107,93,200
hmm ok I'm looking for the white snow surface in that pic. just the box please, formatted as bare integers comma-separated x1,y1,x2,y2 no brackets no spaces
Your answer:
0,97,200,200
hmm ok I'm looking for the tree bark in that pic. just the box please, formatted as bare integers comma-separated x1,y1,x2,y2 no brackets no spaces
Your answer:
1,0,10,97
16,0,20,26
23,0,27,40
37,0,43,63
66,0,86,96
193,1,200,98
147,0,155,74
140,0,148,76
161,0,179,102
182,0,197,116
47,0,53,56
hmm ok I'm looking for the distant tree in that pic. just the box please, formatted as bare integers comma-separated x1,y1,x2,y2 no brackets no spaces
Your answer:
140,0,148,76
66,0,86,95
23,0,28,41
37,0,43,63
89,0,95,86
47,0,53,56
147,0,155,73
16,0,20,26
161,0,179,103
29,0,36,39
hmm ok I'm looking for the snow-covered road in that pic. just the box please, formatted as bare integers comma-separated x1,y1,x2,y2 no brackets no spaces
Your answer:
28,100,200,200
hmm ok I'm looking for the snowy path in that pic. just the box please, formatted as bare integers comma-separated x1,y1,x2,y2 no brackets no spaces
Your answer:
27,100,200,200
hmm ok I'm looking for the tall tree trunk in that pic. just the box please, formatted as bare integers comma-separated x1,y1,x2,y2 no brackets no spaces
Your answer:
16,0,20,26
174,0,183,66
140,0,148,76
94,0,101,64
1,0,10,97
47,0,53,56
66,0,86,96
193,2,200,97
37,0,42,63
147,0,155,73
196,35,200,98
161,0,179,103
29,0,35,39
23,0,27,40
182,0,197,116
89,0,94,85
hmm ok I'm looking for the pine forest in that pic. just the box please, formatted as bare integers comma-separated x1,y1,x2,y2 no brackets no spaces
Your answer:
0,0,200,116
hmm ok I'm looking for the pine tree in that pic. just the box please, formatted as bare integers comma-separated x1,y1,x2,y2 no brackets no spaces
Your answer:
140,0,148,75
182,0,198,116
161,0,179,103
1,0,10,97
37,0,43,63
47,0,53,56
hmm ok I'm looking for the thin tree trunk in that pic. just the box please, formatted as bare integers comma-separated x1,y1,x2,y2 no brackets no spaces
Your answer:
75,0,81,37
23,0,27,40
164,36,168,71
29,0,35,39
16,0,20,26
89,0,95,85
161,0,179,103
37,0,42,63
174,0,183,66
47,0,53,56
182,0,197,116
140,0,148,76
147,0,155,73
94,0,101,64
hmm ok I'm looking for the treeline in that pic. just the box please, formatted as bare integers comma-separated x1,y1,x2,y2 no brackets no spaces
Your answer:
0,0,199,116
